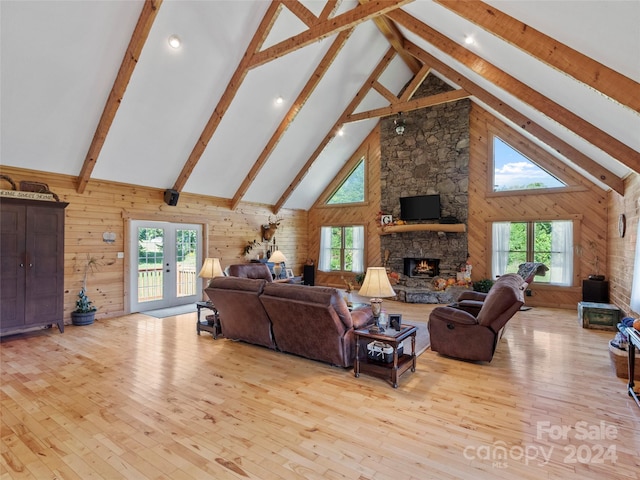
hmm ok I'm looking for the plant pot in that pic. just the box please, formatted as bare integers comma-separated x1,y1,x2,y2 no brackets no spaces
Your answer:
588,275,605,281
72,311,95,326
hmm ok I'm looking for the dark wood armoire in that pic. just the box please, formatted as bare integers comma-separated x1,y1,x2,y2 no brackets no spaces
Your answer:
0,197,68,336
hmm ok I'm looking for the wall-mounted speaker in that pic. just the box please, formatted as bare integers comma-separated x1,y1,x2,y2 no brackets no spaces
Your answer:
164,189,179,206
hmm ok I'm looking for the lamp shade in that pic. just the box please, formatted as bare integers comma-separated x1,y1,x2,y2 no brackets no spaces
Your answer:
269,250,287,264
198,258,224,279
358,267,396,298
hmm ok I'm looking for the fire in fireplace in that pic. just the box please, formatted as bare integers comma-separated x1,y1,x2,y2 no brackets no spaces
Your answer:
404,257,440,278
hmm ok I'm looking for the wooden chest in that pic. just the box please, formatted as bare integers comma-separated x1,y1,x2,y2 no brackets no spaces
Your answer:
578,302,620,331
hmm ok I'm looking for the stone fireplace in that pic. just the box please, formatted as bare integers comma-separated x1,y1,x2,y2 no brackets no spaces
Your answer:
379,74,470,302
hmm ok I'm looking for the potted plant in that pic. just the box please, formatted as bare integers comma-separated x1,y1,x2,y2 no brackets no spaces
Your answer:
71,255,99,326
472,278,494,293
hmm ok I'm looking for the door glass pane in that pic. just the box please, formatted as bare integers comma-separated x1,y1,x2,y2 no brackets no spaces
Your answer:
138,227,164,303
176,229,197,298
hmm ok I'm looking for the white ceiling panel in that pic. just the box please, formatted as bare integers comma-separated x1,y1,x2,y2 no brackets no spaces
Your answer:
94,0,271,188
187,37,332,199
244,21,391,205
0,0,142,173
482,0,640,82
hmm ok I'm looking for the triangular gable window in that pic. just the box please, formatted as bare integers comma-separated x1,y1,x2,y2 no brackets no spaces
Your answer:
327,158,365,205
493,137,566,191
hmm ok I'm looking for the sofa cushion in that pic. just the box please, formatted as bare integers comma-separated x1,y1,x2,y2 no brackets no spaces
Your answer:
262,283,353,329
228,263,273,282
209,275,266,293
205,276,275,349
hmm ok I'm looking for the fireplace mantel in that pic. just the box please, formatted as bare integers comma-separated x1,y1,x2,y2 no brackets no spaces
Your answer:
377,223,466,235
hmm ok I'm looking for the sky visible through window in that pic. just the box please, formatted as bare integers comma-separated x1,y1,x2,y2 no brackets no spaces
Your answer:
493,137,565,191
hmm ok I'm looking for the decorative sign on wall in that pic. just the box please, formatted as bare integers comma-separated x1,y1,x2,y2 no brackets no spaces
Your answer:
0,189,55,201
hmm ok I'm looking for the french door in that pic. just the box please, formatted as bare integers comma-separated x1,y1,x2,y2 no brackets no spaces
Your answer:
129,220,202,312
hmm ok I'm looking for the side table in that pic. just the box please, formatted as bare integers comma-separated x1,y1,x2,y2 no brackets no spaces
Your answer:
196,301,221,338
354,324,417,388
624,326,640,408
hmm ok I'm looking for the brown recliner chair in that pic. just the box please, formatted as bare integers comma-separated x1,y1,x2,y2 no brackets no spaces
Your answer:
453,262,547,316
428,273,526,362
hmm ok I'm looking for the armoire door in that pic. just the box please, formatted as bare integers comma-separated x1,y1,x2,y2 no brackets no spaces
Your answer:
24,203,66,326
0,203,27,329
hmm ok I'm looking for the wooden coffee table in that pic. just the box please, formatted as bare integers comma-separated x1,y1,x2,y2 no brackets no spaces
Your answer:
354,324,417,388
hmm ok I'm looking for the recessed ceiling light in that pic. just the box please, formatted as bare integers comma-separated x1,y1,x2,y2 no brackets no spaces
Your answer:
464,36,475,45
337,128,344,136
168,35,181,49
275,96,284,105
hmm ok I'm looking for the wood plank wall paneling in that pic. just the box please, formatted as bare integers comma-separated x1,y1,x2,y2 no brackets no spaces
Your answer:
308,127,382,288
0,166,307,323
608,173,639,315
469,104,607,308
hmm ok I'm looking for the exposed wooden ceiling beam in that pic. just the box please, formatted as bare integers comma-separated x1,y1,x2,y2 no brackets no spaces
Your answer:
230,29,353,210
434,0,640,114
404,40,625,195
282,1,317,28
398,62,431,102
387,9,640,173
372,81,398,104
171,2,282,193
359,0,421,74
76,0,162,194
249,0,413,69
346,89,470,123
273,48,397,214
318,0,341,21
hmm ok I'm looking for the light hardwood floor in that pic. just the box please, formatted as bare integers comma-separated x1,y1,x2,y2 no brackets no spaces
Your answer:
1,301,639,480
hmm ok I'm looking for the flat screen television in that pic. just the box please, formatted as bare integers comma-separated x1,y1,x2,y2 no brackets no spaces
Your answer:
400,194,440,221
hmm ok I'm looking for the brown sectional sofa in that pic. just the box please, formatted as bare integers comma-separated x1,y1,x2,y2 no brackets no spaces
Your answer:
205,276,373,367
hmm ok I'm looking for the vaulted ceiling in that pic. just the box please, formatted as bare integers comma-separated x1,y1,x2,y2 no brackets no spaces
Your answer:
2,0,638,212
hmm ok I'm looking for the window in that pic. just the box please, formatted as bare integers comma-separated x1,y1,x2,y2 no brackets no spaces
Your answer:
493,136,565,192
492,220,573,285
319,226,364,273
326,158,365,204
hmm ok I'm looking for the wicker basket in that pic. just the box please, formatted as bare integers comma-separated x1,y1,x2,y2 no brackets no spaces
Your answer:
608,342,640,380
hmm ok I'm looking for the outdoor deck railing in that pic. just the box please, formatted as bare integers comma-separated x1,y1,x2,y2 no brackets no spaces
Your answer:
138,266,196,302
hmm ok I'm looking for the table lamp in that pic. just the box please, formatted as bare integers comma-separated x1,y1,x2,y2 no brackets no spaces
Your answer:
269,250,287,279
358,267,396,333
198,257,224,288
